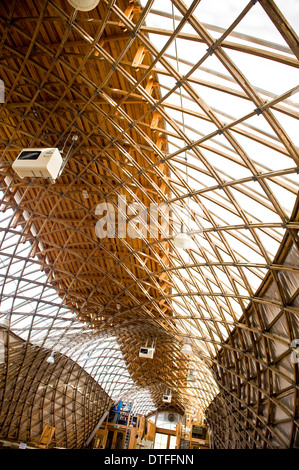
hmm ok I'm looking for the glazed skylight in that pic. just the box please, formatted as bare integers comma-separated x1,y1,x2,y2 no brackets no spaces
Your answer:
0,0,298,417
139,0,299,360
0,195,156,409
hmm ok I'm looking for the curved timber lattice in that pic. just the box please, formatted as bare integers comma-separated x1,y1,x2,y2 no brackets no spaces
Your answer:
0,0,298,448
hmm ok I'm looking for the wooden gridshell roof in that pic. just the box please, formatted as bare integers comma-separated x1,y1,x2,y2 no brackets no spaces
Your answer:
0,0,298,448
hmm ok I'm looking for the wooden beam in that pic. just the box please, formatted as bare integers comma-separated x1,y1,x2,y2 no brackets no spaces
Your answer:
259,0,299,61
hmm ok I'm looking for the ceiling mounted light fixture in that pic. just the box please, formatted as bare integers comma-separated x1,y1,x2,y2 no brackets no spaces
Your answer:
173,224,192,249
46,352,55,364
181,337,193,355
67,0,100,11
0,314,10,329
187,369,196,382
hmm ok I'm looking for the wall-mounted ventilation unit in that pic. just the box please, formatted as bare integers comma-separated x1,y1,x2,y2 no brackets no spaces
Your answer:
139,347,155,359
12,148,63,180
162,394,172,403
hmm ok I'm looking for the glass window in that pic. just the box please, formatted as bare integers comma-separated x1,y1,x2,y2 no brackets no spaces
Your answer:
154,433,169,449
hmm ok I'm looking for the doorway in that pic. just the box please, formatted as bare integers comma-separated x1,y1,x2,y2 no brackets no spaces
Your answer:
105,429,125,449
154,432,176,449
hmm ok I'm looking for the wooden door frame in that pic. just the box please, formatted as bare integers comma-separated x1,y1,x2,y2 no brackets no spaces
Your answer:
154,431,176,449
106,427,126,449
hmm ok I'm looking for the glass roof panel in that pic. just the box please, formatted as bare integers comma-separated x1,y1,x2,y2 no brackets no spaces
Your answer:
0,0,298,419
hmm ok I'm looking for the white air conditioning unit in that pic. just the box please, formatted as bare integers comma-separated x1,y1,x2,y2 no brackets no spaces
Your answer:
139,347,155,359
163,394,172,403
12,148,63,180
